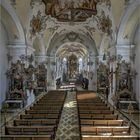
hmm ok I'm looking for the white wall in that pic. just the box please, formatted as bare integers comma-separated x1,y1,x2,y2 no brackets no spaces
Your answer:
0,23,8,109
133,24,140,103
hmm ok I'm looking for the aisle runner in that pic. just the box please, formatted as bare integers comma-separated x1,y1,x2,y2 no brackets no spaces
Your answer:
55,91,80,140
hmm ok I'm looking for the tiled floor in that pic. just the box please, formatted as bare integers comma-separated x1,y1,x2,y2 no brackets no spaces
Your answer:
55,91,80,140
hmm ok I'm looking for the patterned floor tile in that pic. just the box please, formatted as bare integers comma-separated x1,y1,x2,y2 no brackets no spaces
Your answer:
55,91,80,140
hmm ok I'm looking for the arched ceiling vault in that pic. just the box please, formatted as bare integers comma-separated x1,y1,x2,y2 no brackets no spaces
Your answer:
2,0,139,57
46,31,98,57
56,42,88,59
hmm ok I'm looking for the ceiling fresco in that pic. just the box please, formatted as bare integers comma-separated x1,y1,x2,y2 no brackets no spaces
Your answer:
42,0,98,22
56,43,88,58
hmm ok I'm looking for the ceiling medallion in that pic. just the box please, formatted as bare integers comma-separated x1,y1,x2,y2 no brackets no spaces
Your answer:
42,0,98,22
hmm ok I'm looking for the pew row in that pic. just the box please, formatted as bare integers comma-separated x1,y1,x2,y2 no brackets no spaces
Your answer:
80,126,131,136
78,106,110,110
5,126,56,135
79,114,118,120
79,110,114,114
80,120,124,126
1,135,53,140
25,110,61,114
14,119,58,126
81,135,138,140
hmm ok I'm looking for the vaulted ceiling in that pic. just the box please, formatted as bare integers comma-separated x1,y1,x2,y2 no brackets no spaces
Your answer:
1,0,139,58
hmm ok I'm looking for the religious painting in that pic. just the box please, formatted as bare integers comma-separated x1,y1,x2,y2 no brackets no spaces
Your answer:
42,0,98,22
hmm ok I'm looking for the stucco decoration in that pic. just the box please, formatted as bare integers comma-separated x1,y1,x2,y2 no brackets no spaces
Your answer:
98,0,111,10
97,11,113,36
66,32,79,42
30,11,47,36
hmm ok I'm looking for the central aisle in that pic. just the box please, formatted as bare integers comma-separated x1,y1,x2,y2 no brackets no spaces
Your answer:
55,91,80,140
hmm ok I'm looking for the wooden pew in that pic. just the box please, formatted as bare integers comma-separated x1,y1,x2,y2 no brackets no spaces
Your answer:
5,126,56,135
26,110,61,114
79,114,118,120
34,103,64,106
81,136,138,140
80,120,124,126
20,114,60,119
80,126,130,136
78,103,106,106
1,135,53,140
4,91,66,140
78,106,110,110
78,100,103,103
30,106,63,110
14,119,58,126
79,110,114,114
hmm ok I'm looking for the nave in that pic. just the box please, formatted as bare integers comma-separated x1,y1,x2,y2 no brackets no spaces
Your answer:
1,90,139,140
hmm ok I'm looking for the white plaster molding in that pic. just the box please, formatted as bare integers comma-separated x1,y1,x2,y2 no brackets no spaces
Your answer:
8,44,26,49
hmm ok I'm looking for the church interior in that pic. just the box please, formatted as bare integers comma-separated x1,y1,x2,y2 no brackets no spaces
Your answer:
0,0,140,139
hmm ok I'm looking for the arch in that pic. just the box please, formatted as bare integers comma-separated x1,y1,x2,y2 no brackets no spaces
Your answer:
46,32,98,57
55,42,89,58
130,20,140,43
117,0,140,44
1,0,25,43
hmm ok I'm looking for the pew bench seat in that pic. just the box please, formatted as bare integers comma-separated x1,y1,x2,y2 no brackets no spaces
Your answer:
26,110,61,114
5,126,56,135
20,114,60,119
14,119,58,126
1,135,53,140
79,114,118,120
79,110,113,114
30,106,63,110
78,106,109,110
81,126,130,136
80,120,124,126
81,135,138,140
